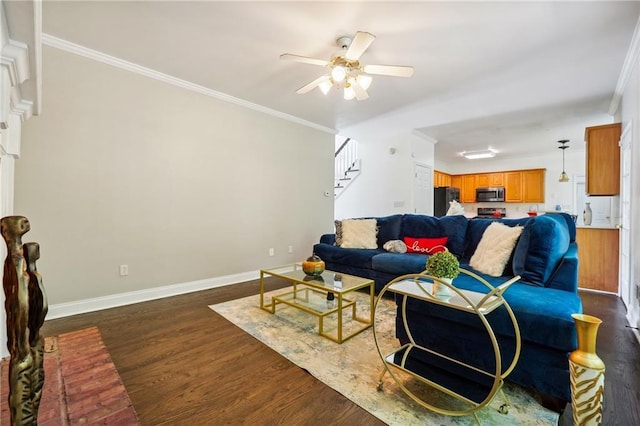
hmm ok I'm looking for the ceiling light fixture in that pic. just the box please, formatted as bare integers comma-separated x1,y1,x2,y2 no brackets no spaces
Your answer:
558,139,570,182
281,31,414,101
462,149,496,160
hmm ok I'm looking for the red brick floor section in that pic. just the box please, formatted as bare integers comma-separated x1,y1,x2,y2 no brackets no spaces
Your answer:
1,327,139,425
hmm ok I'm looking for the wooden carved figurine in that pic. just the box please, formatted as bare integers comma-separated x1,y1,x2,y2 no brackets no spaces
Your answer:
24,242,48,415
1,216,46,425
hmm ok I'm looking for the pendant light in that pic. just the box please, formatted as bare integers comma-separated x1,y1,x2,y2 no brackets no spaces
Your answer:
558,140,570,182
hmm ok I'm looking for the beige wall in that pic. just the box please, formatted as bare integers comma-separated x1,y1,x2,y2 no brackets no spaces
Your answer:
15,47,334,305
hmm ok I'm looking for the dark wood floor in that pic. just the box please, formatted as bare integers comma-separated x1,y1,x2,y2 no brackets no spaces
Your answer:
41,281,639,425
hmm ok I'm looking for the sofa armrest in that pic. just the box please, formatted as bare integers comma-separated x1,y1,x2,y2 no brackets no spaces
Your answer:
546,243,578,293
320,234,336,245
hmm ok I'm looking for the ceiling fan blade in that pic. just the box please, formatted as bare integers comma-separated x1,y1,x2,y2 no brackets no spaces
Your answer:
352,82,369,101
296,75,330,94
345,31,375,60
363,64,414,78
280,53,329,67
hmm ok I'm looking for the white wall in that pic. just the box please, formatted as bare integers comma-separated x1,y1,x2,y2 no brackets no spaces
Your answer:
334,132,435,219
15,47,334,306
618,41,640,333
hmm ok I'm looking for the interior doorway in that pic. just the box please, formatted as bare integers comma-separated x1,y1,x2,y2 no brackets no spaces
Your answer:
414,163,432,215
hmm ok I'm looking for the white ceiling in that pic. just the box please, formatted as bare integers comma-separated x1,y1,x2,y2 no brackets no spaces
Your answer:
39,1,639,162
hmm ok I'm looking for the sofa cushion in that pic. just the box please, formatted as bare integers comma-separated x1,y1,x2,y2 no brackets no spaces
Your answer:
543,212,577,242
404,236,448,254
463,217,531,262
383,239,407,253
312,243,381,269
401,272,581,352
374,214,403,248
438,215,469,257
340,219,378,249
512,215,570,287
469,222,523,277
400,214,467,258
372,252,428,275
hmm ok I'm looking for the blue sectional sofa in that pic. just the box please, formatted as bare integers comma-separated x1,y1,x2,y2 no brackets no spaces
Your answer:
313,213,581,407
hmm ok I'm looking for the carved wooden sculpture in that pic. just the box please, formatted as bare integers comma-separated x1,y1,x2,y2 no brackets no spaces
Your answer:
2,216,47,425
24,242,48,416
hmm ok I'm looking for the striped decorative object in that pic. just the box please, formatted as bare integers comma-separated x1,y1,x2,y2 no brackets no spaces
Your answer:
569,314,605,426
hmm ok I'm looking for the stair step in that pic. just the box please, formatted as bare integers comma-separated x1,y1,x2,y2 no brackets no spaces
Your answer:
337,177,351,181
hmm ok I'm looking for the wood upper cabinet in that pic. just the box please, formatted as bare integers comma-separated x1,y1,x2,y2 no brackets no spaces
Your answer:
504,172,522,202
522,169,545,202
576,228,619,292
451,169,543,203
450,175,462,190
434,170,452,188
461,175,476,203
475,172,503,187
476,173,490,187
585,123,621,196
489,173,504,186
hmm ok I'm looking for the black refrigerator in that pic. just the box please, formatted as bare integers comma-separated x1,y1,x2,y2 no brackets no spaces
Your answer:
434,187,461,217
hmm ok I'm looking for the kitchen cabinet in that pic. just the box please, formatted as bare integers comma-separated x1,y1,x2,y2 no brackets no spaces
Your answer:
461,175,476,203
522,169,545,203
450,175,462,190
576,228,619,293
476,172,503,187
476,173,490,187
585,123,621,196
504,169,544,203
504,172,522,202
434,170,452,188
452,169,543,203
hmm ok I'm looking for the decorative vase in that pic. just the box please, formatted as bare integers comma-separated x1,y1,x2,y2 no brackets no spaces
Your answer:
433,277,453,301
569,314,605,426
583,202,593,226
302,253,325,276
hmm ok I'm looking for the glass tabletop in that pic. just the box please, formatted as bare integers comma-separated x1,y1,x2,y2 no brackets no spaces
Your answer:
261,264,373,293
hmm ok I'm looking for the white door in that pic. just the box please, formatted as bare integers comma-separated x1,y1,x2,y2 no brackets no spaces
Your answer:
414,163,433,214
619,124,631,307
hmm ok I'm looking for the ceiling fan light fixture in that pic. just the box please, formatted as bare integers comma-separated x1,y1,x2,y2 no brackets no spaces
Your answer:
462,149,496,160
331,66,346,82
344,85,356,100
358,74,372,90
319,80,332,95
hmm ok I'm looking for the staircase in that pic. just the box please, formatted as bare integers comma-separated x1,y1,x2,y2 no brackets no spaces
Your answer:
334,138,361,198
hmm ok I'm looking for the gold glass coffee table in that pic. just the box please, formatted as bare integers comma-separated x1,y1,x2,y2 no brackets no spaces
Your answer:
260,264,374,343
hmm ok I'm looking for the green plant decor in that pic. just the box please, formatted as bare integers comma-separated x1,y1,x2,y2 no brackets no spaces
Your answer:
426,250,460,279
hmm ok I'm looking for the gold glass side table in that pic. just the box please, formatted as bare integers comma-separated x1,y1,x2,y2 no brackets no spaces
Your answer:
374,269,521,422
260,264,374,343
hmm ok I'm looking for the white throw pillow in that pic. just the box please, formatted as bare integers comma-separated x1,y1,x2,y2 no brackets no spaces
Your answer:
470,222,523,277
340,219,378,249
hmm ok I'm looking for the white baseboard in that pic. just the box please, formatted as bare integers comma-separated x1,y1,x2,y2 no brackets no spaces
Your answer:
46,270,260,320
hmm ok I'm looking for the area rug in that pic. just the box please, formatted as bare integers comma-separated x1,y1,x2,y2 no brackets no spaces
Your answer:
210,290,559,425
1,327,139,425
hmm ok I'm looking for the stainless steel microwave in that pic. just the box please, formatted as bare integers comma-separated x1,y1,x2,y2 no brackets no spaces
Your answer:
476,187,505,202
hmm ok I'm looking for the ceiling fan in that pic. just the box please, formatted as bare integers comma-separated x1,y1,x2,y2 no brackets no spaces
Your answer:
280,31,414,101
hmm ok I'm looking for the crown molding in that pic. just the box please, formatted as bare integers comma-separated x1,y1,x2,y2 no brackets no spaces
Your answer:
609,15,640,115
42,34,336,135
1,40,33,122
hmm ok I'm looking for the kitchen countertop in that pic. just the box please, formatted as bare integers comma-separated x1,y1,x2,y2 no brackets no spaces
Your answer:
576,225,619,230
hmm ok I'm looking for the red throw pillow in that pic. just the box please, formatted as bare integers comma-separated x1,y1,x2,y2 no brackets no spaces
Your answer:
403,237,449,254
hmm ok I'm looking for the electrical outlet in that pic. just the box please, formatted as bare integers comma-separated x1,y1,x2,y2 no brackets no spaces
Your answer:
119,264,129,276
288,245,293,254
269,248,275,256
